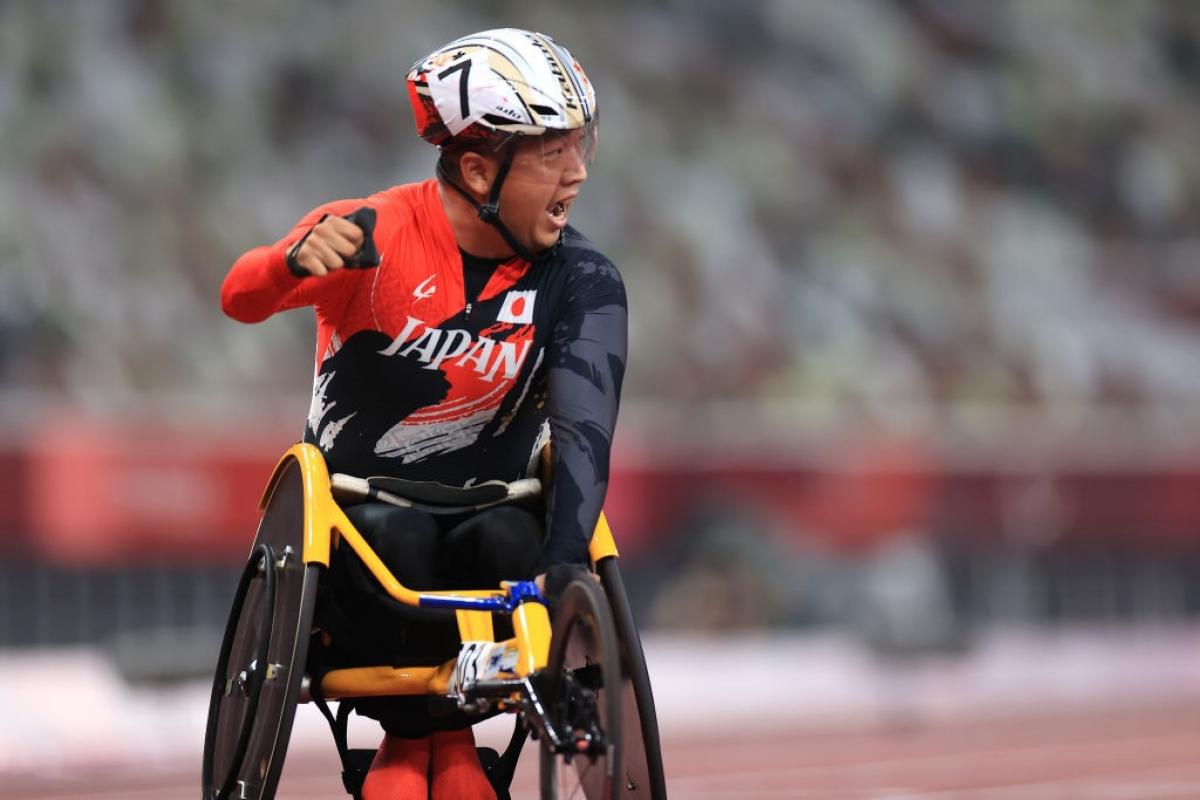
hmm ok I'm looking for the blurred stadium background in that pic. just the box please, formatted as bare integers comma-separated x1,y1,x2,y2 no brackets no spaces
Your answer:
3,0,1200,796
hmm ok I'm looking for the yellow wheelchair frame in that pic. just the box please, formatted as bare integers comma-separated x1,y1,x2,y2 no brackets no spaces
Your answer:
273,443,618,700
202,443,663,800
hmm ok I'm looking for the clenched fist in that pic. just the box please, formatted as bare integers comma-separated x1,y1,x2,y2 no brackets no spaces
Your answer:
286,206,380,277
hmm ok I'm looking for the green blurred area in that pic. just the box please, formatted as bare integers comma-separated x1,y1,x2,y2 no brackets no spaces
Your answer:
3,0,1200,439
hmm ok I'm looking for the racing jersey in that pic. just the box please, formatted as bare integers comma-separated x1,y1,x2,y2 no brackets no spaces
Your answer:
221,179,627,567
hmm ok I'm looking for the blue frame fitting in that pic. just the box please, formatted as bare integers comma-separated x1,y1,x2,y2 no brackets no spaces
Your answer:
417,580,544,613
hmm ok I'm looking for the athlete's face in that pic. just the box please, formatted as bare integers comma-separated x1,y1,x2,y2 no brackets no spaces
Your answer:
497,129,591,253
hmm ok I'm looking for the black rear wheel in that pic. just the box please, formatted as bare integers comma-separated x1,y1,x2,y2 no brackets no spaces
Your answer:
597,557,667,799
539,578,624,800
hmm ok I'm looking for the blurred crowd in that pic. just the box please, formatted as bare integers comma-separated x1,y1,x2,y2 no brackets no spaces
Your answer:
3,0,1200,440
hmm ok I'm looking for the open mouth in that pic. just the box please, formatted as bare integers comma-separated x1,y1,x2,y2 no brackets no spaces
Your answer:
547,196,575,227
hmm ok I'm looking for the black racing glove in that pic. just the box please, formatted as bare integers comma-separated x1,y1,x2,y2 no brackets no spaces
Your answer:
285,206,381,277
540,563,593,612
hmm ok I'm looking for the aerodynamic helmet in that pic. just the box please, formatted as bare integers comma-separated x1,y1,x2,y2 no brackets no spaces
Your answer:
406,29,597,260
406,28,596,148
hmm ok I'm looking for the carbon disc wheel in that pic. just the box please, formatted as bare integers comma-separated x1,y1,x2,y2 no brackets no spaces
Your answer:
202,544,277,800
201,455,320,800
539,577,624,800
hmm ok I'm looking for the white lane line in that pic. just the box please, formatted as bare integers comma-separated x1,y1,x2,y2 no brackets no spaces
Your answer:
655,719,1198,766
881,764,1200,800
659,729,1200,787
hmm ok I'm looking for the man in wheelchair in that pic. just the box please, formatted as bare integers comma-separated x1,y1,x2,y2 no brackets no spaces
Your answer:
221,28,624,800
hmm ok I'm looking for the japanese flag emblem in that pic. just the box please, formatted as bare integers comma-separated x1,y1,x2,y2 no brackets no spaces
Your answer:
497,290,536,324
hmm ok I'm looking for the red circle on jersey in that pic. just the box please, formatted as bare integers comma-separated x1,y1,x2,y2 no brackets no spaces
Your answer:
510,297,526,317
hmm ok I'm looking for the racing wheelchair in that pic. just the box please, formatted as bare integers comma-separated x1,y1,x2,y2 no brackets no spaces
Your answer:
201,443,666,799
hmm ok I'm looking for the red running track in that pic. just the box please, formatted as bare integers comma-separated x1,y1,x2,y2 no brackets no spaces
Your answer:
4,704,1199,799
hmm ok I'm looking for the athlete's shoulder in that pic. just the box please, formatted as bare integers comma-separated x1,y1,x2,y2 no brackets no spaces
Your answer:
360,179,453,263
363,179,437,218
557,226,609,259
548,227,625,311
555,226,623,285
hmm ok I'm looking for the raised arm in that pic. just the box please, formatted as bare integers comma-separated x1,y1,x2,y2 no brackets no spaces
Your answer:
220,201,374,323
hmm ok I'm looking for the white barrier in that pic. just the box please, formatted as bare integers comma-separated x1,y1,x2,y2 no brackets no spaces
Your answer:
3,626,1200,777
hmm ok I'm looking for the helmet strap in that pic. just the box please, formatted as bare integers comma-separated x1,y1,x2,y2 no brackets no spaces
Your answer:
437,145,537,262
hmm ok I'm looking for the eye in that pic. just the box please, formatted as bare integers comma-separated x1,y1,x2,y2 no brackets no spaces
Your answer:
544,146,564,158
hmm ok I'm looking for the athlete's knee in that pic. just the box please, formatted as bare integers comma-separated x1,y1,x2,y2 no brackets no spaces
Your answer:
349,503,437,545
345,502,440,585
472,507,542,552
474,506,542,578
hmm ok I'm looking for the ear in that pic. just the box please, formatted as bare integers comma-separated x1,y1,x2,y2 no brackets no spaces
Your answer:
458,151,495,197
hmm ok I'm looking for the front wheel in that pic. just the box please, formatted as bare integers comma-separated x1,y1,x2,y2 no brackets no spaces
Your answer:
539,577,624,800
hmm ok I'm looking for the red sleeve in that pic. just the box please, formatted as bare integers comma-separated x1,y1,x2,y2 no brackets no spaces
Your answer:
220,200,368,323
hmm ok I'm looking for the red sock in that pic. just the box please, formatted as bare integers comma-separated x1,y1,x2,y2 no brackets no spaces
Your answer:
361,733,431,800
430,727,496,800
